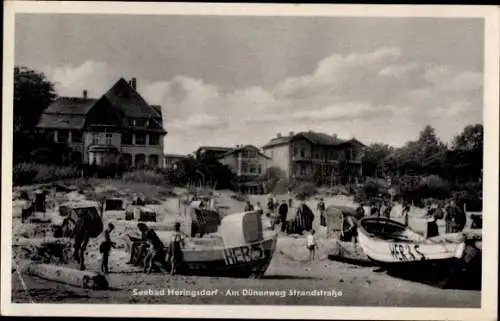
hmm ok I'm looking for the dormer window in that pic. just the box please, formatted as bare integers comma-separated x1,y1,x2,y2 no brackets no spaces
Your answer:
136,119,145,127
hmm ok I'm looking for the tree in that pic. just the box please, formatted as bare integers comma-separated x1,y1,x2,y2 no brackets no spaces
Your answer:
362,143,394,177
14,66,57,134
13,66,59,164
448,124,483,183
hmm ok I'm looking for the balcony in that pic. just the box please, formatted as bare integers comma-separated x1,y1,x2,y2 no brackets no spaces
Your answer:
292,155,311,162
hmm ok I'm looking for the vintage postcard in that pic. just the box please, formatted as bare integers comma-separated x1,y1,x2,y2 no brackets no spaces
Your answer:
2,2,498,320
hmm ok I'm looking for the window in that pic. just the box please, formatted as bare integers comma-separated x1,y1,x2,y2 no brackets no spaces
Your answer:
258,164,262,174
148,154,159,167
135,133,146,145
145,120,150,127
149,134,159,145
240,161,249,173
91,133,100,145
250,164,256,174
314,153,319,159
135,119,145,127
300,148,305,158
294,147,298,156
57,130,69,143
131,119,136,126
72,131,82,143
122,132,132,145
105,133,112,145
135,154,146,168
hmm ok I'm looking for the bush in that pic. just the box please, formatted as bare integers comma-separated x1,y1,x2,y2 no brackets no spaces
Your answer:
122,169,169,186
398,174,451,207
13,163,80,185
354,178,388,203
293,182,317,201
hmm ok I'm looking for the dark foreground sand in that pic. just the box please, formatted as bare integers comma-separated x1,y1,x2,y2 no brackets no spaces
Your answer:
11,243,481,307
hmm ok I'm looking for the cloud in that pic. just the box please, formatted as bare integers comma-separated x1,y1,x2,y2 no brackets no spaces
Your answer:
43,48,483,154
170,113,228,131
44,61,121,98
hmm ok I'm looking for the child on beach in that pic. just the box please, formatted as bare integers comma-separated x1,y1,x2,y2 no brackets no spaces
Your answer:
306,230,318,262
99,223,116,274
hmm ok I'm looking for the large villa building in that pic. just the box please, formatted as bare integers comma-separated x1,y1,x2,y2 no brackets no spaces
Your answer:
36,78,167,168
262,131,366,185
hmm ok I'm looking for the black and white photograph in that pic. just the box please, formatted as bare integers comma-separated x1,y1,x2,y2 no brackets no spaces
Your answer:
2,2,498,320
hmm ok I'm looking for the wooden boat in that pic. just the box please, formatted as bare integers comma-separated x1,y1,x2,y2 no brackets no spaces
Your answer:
126,210,278,278
357,217,481,288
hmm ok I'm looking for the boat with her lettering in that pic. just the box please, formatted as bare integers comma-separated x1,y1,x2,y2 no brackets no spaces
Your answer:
126,210,278,278
357,217,481,288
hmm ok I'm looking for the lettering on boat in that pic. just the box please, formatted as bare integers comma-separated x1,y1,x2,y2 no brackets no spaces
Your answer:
388,243,426,261
223,242,266,265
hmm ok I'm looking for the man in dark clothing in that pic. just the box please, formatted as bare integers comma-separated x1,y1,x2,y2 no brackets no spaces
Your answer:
278,200,289,232
139,223,169,273
445,199,467,233
383,201,392,218
317,198,326,227
99,223,116,273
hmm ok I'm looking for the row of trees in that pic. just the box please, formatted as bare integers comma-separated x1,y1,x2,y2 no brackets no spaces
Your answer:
362,124,483,184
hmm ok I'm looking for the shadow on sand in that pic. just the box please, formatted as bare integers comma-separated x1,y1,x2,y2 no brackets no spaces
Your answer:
260,275,316,280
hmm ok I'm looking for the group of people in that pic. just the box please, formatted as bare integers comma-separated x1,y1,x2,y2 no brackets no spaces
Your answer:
424,198,467,238
99,221,187,275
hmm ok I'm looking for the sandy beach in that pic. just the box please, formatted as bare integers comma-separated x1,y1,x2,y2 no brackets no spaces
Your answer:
10,182,481,307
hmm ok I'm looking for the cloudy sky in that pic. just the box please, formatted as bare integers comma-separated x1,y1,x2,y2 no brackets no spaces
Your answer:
15,14,484,154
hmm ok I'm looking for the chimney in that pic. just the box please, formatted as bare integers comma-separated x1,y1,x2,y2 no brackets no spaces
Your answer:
130,78,137,90
83,90,88,99
277,133,282,138
289,131,294,137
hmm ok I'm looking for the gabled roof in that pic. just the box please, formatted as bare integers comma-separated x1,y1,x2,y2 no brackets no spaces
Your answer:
150,105,162,118
295,131,346,146
37,114,86,129
262,131,365,148
262,136,293,149
43,97,96,115
218,145,271,159
101,78,160,118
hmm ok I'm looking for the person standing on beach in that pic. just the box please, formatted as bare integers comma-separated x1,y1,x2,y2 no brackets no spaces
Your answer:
278,200,289,232
444,199,466,233
317,198,326,227
288,189,293,208
402,200,411,226
383,200,392,219
169,222,186,275
307,229,318,262
99,223,116,273
267,194,276,215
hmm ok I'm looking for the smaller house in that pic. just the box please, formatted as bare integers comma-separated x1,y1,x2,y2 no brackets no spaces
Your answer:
217,145,271,194
164,154,190,169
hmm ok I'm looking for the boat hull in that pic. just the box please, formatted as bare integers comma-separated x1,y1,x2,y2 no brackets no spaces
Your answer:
127,235,278,278
357,217,480,288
